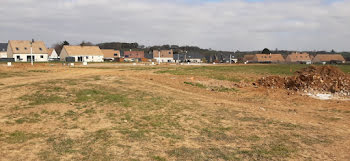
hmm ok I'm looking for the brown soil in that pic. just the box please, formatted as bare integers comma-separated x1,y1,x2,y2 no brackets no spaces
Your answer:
0,64,350,160
256,65,350,95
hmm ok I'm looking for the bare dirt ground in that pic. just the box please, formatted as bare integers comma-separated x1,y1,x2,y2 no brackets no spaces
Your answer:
0,63,349,161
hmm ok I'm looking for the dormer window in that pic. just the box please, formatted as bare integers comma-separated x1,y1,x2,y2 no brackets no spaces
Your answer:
16,47,19,51
39,48,42,51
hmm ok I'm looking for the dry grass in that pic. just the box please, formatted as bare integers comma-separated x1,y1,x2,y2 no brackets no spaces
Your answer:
0,63,349,160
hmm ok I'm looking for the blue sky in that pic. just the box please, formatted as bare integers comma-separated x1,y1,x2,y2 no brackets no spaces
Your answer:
0,0,349,51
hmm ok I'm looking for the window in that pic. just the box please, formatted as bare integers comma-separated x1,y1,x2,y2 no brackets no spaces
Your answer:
16,56,20,60
39,48,42,51
300,56,303,58
169,52,171,54
86,56,89,59
114,54,118,56
16,47,19,51
40,55,44,58
24,47,27,50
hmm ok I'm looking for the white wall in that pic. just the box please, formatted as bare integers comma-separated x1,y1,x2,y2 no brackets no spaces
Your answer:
14,54,48,62
0,52,7,58
49,50,59,59
72,55,104,62
154,57,174,63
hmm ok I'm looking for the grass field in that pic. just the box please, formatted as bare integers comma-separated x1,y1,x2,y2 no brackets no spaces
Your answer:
0,63,349,160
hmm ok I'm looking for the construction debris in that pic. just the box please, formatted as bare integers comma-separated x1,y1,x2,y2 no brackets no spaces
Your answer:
255,66,350,97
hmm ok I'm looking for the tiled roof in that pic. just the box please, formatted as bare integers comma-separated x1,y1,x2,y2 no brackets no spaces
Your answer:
286,52,311,62
255,54,285,62
312,54,345,62
63,46,103,56
8,40,48,54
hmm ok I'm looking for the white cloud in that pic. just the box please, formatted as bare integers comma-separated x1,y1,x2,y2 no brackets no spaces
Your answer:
0,0,349,51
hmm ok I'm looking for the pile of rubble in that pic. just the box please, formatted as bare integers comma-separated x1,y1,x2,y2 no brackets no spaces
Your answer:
255,66,350,96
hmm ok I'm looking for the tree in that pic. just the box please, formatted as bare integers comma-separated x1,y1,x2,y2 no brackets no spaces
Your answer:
52,40,70,56
262,48,271,54
331,49,336,53
80,41,94,46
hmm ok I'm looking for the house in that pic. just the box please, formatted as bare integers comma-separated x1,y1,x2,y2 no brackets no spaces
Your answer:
48,48,59,60
173,52,204,63
124,50,145,62
101,49,121,61
243,55,255,63
7,40,49,62
252,54,285,63
286,52,311,64
153,50,174,63
60,45,104,62
312,54,345,64
0,43,7,58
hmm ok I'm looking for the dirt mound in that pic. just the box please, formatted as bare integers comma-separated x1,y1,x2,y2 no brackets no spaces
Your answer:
256,66,350,95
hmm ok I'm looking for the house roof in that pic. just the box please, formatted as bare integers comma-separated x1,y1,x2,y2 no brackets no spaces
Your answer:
101,49,120,58
286,52,311,62
63,46,103,56
255,54,285,62
0,43,7,52
47,48,55,56
175,52,203,59
8,40,48,54
312,54,345,62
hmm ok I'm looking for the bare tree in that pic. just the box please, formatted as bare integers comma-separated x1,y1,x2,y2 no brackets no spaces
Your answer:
52,40,70,56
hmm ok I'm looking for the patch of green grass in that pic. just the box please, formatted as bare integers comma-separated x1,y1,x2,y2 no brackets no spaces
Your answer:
47,136,76,155
20,92,64,105
200,127,234,141
4,131,42,144
0,71,27,79
28,70,50,73
184,82,206,88
74,89,130,107
152,156,167,161
119,128,149,139
15,112,41,124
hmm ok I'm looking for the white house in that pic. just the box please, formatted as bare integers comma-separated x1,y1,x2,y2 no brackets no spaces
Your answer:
7,40,49,62
48,48,59,60
60,45,104,62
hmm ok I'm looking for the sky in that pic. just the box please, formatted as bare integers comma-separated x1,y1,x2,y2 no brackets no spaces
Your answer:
0,0,349,51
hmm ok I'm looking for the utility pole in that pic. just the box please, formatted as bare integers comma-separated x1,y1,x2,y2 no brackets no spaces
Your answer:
158,49,161,65
177,54,179,63
31,39,34,66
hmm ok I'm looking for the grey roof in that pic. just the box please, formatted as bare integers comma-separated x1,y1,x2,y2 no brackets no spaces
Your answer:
175,52,204,59
0,43,7,52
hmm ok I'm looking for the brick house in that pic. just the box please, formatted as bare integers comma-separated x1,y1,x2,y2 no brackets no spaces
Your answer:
124,50,145,62
101,49,121,61
153,49,174,63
